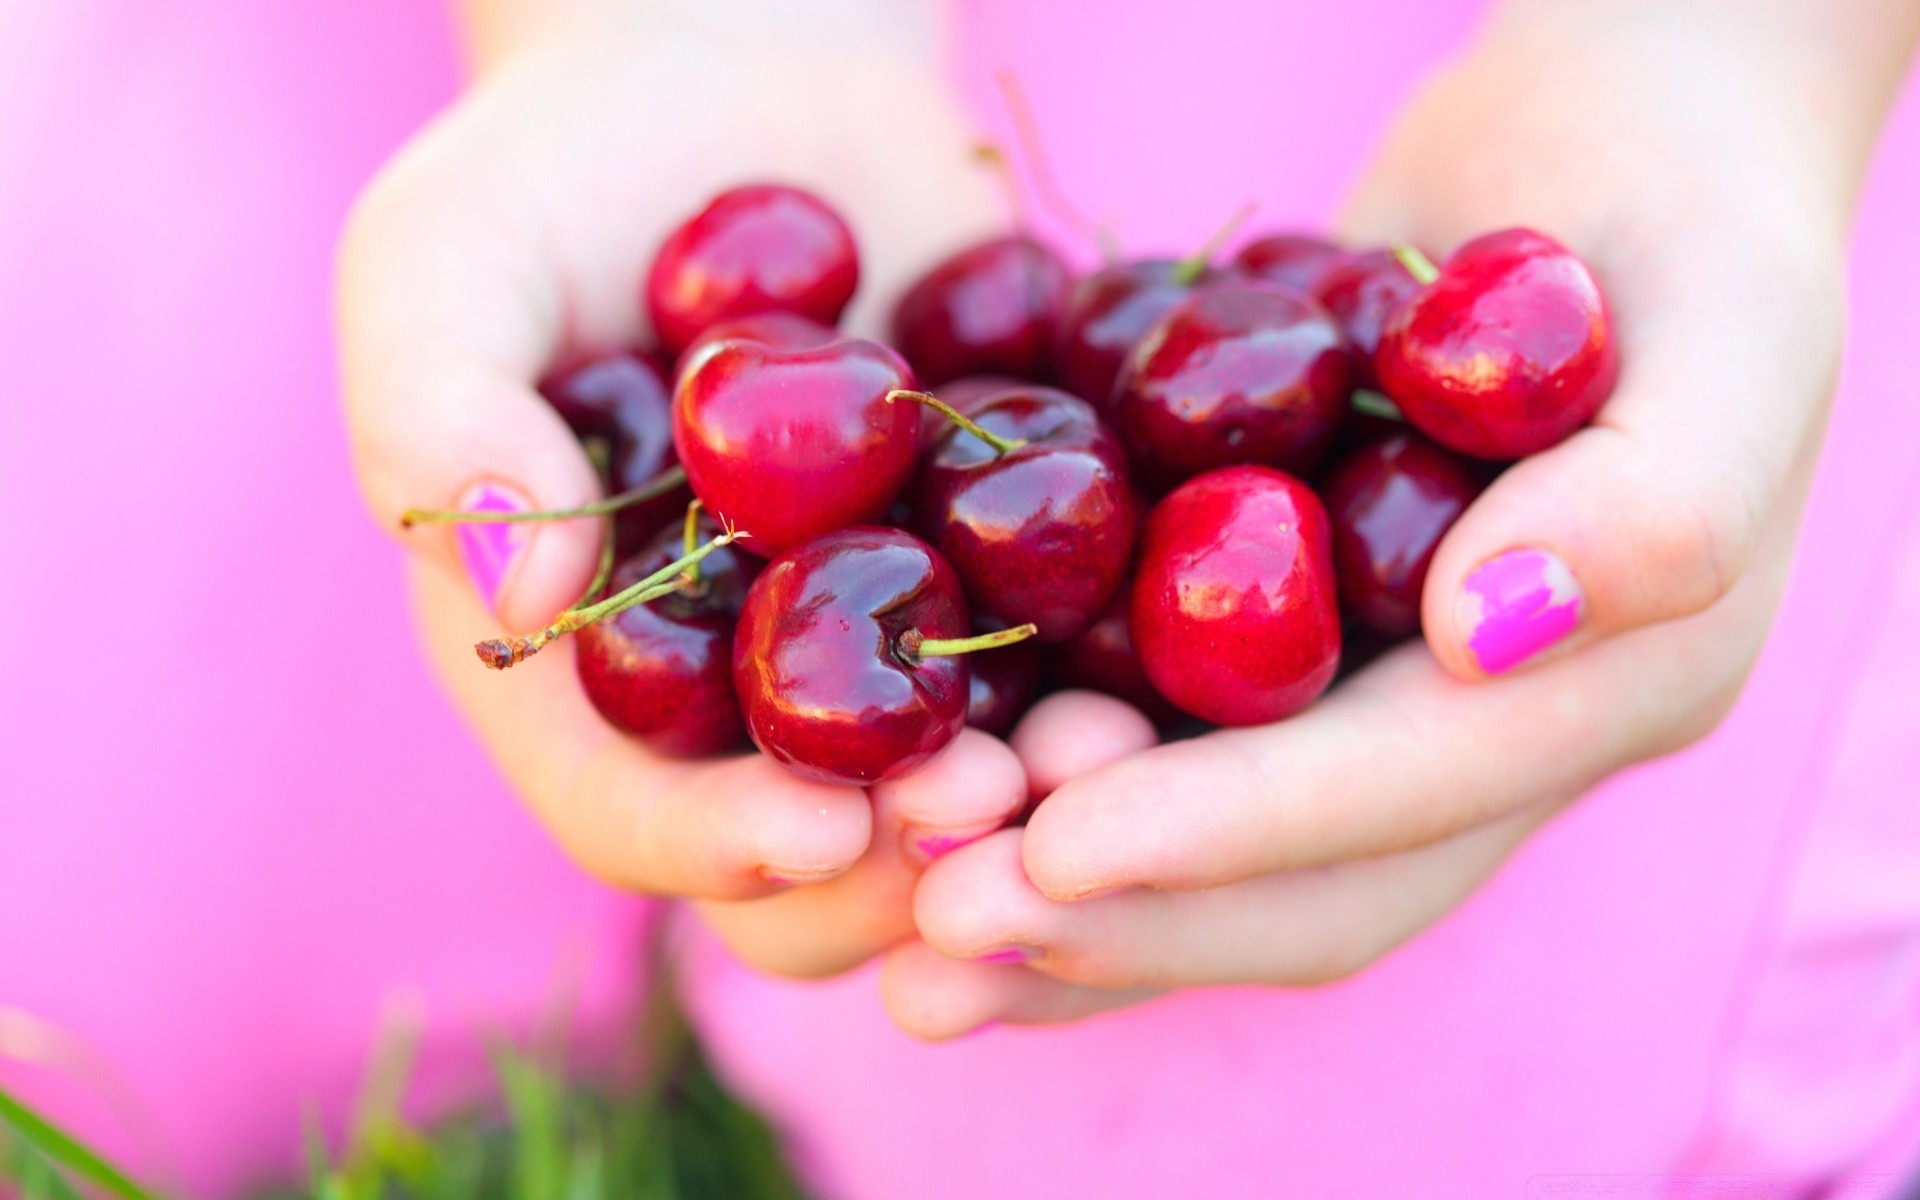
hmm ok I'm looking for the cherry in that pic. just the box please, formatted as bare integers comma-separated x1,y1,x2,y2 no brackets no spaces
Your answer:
903,387,1138,642
921,374,1025,443
673,311,836,383
1311,249,1421,389
1049,590,1182,727
889,235,1072,387
645,184,859,355
1376,229,1617,460
1113,283,1351,492
539,350,691,556
673,330,918,554
574,512,760,756
1052,259,1221,410
1231,233,1350,293
732,527,1036,785
1131,465,1341,726
964,625,1042,736
1321,431,1482,638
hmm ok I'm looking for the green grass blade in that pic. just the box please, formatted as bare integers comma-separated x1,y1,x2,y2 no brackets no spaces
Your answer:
0,1085,162,1200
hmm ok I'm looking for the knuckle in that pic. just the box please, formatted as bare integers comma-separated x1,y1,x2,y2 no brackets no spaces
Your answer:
1640,462,1760,617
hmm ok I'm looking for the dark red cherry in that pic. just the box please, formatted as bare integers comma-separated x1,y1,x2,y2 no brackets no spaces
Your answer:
1311,249,1421,388
1052,259,1220,409
673,332,917,554
1321,431,1481,638
539,351,691,556
574,515,759,757
645,184,859,355
1113,283,1351,492
908,387,1137,642
1131,465,1341,726
1049,590,1182,727
964,626,1042,736
673,311,837,385
733,528,1030,786
1376,229,1617,460
890,236,1072,387
921,374,1026,443
1231,233,1350,293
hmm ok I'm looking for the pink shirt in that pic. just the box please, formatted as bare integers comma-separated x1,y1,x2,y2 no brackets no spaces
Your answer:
1,1,1916,1196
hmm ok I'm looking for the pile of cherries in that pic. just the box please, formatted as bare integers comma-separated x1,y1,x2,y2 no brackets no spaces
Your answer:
421,181,1616,788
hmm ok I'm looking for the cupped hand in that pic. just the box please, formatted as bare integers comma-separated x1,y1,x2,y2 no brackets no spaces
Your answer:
338,4,1016,978
887,8,1885,1038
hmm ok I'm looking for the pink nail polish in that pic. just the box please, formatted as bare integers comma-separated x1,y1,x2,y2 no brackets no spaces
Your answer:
454,482,532,611
908,826,995,866
975,945,1039,965
1457,548,1583,674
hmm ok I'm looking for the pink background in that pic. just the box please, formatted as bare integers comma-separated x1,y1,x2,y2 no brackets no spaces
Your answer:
2,1,1917,1196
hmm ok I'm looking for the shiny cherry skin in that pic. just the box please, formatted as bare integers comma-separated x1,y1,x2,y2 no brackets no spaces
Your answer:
1052,259,1220,409
672,311,836,384
1049,590,1182,727
1312,249,1421,389
1231,233,1351,293
1131,465,1341,726
1321,431,1482,638
965,627,1042,736
920,374,1025,443
574,515,760,757
645,184,859,356
673,331,917,554
1113,283,1352,492
890,236,1072,387
733,527,971,786
539,350,691,556
913,387,1137,642
1376,228,1617,460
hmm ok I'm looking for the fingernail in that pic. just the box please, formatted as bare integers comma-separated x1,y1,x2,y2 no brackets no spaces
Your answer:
974,944,1041,965
758,865,844,888
454,482,533,611
1457,548,1583,674
904,823,998,867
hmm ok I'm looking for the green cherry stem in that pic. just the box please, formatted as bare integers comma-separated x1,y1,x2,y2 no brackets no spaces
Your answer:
1171,200,1259,286
680,498,704,587
400,464,689,529
1392,244,1441,286
900,622,1039,663
886,390,1027,456
1351,389,1405,422
476,523,746,669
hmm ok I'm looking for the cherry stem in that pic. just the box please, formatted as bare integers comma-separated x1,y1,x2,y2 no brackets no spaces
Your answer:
400,464,688,529
1172,200,1259,286
1392,244,1441,286
1351,389,1404,422
901,622,1039,663
886,390,1027,457
576,517,619,608
971,142,1030,235
680,498,704,586
992,68,1119,262
475,522,746,669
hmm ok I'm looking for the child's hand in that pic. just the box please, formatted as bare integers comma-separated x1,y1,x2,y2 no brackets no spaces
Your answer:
886,3,1915,1038
337,4,1016,979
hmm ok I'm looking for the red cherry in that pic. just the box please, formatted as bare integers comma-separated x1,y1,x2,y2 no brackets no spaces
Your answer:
539,351,691,555
1376,229,1617,460
673,311,837,384
574,514,760,756
1231,233,1351,293
905,386,1137,642
920,374,1027,444
1052,259,1221,409
1049,589,1182,727
645,184,859,355
733,527,1034,785
1131,466,1341,725
1114,283,1352,492
672,331,918,554
890,236,1072,387
1311,249,1421,388
965,627,1042,736
1321,431,1482,638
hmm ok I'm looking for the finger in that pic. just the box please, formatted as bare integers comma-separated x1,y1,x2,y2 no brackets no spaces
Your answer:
413,559,869,900
1009,691,1159,804
880,940,1155,1041
692,732,1027,979
1021,503,1792,900
921,807,1551,992
338,119,604,633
